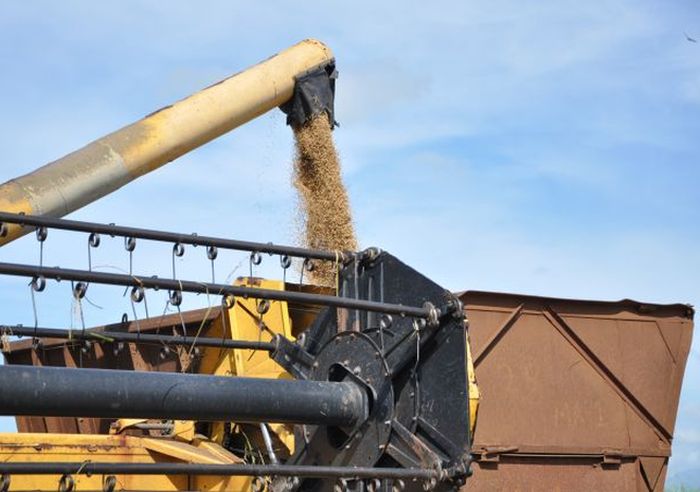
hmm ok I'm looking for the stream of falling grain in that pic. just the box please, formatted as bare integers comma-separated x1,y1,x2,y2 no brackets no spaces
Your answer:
292,114,357,286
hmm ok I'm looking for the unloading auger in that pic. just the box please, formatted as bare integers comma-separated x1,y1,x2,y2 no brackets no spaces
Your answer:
0,39,337,245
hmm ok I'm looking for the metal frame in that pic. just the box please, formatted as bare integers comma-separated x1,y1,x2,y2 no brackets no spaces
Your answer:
0,212,457,319
0,211,347,262
0,325,276,351
0,262,442,319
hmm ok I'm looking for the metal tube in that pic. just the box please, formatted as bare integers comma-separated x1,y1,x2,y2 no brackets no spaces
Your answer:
0,325,277,351
0,262,433,318
260,422,279,464
0,211,346,262
0,365,366,427
0,462,437,479
0,39,334,245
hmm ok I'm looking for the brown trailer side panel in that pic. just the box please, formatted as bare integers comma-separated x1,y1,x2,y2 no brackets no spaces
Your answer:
460,291,694,492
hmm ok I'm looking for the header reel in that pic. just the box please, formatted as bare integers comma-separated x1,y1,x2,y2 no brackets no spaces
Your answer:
0,212,471,491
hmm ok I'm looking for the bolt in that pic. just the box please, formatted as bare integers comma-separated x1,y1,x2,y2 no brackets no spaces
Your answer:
367,478,381,492
353,366,361,375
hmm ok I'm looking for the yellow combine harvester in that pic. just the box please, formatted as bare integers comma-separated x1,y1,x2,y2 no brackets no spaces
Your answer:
0,39,478,492
0,40,691,492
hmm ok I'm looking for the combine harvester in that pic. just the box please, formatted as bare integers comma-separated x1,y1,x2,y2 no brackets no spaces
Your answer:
0,40,693,492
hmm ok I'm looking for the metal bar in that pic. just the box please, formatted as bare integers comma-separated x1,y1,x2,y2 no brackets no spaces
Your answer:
470,443,670,457
472,303,523,367
260,422,279,464
0,262,432,318
0,462,437,479
0,365,367,427
0,211,345,262
0,324,277,351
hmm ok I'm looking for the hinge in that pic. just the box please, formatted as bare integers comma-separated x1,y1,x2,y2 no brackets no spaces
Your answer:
602,449,623,467
473,446,518,463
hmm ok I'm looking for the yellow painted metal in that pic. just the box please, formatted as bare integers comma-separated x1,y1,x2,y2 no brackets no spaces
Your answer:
228,278,294,379
0,39,334,245
0,432,241,491
197,277,296,491
466,330,480,437
172,420,197,442
228,278,296,456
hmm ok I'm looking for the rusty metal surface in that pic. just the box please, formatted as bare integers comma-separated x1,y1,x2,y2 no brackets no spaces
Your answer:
460,290,694,492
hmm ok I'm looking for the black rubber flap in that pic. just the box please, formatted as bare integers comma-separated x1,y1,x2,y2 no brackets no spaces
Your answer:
280,61,337,129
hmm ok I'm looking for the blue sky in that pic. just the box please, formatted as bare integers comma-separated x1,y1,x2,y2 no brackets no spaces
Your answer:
0,0,698,486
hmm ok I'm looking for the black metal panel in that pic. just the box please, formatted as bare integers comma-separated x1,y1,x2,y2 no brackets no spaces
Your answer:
279,61,337,128
277,252,472,492
345,252,471,469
